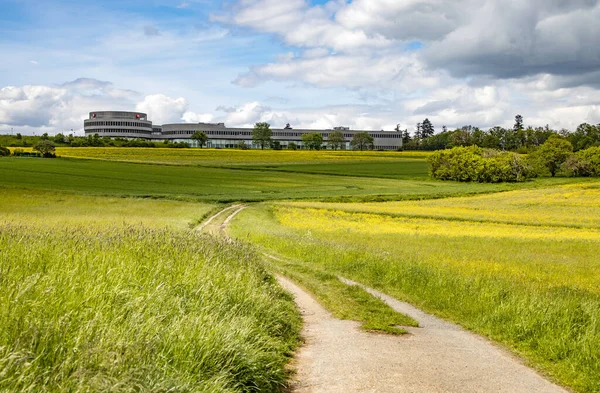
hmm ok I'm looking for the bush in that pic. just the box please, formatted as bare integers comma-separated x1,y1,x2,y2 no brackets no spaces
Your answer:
236,141,249,150
528,135,573,177
429,146,534,182
33,140,56,158
564,146,600,177
0,146,10,157
288,142,298,150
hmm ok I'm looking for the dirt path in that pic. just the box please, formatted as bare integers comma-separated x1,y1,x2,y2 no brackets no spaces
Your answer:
215,205,569,393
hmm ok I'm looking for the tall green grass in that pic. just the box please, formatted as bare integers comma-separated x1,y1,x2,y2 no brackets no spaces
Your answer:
230,204,600,393
0,223,300,392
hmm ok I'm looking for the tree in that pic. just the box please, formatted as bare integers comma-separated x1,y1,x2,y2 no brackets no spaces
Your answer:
288,142,298,150
327,130,345,150
33,140,56,158
252,122,272,150
41,133,49,140
514,114,524,132
16,133,22,140
53,133,66,144
0,146,10,156
529,135,573,177
421,118,435,138
401,129,411,145
350,132,374,151
414,123,423,140
191,131,208,148
302,132,324,150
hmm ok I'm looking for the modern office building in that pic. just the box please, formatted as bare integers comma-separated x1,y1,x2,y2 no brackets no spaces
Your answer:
84,111,403,150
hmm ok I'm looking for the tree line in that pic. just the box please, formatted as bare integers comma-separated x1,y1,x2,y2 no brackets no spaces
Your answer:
399,115,600,152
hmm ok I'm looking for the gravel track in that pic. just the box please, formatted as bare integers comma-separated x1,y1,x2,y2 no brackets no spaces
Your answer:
217,205,569,393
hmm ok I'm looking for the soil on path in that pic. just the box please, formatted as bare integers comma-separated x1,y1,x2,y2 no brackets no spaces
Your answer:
212,205,569,393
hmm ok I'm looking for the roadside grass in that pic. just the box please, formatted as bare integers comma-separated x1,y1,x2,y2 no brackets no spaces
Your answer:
0,157,586,203
263,255,417,335
0,191,301,392
229,189,600,393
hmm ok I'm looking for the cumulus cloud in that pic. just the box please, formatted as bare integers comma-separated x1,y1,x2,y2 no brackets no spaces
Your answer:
135,94,188,125
222,0,600,87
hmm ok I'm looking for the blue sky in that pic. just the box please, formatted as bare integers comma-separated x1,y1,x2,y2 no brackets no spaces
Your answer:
1,0,599,134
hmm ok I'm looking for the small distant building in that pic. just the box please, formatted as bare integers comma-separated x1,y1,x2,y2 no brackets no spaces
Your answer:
84,111,402,150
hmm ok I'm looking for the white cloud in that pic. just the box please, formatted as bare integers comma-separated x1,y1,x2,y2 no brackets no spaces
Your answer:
135,94,188,125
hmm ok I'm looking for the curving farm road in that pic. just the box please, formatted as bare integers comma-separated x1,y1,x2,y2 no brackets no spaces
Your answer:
211,205,569,393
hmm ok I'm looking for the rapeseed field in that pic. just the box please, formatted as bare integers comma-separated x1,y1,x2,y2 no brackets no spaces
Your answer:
230,181,600,393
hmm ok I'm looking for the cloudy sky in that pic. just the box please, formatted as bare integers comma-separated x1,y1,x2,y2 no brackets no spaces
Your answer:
1,0,599,135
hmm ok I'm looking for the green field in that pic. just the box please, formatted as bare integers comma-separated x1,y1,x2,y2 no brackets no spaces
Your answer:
229,183,600,393
0,188,300,392
2,148,599,392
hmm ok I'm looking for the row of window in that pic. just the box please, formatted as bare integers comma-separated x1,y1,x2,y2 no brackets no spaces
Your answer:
85,121,151,128
87,129,151,134
162,130,401,139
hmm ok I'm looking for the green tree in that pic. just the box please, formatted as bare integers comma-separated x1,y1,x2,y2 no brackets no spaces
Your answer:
401,129,411,145
288,142,298,150
252,122,272,150
53,133,66,144
529,135,573,177
15,133,22,140
327,130,345,150
350,132,374,151
41,133,49,140
302,132,324,150
33,140,56,158
421,118,435,138
0,146,10,156
191,131,208,148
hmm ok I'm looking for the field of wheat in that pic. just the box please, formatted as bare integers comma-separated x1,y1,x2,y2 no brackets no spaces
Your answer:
230,181,600,393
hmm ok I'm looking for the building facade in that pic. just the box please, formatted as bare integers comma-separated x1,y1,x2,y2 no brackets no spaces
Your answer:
84,111,403,150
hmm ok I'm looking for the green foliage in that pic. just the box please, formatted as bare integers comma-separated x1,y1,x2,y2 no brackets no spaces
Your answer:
564,146,600,177
287,142,297,150
191,131,208,148
327,130,345,150
33,140,56,158
252,122,272,150
301,132,324,150
529,135,573,177
429,146,534,182
0,146,10,156
568,123,600,151
350,132,374,151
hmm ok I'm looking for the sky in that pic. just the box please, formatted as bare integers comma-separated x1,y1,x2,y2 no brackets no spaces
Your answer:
1,0,599,135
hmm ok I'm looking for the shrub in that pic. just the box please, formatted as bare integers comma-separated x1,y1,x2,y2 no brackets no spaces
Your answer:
0,146,10,157
33,140,56,158
563,155,593,177
429,146,534,182
528,135,573,177
288,142,298,150
236,140,249,150
577,146,600,176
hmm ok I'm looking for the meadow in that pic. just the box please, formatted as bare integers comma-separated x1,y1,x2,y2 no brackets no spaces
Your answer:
0,189,301,392
0,156,561,203
2,148,599,392
229,182,600,393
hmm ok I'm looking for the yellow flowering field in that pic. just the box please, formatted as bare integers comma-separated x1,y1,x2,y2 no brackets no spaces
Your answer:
281,181,600,229
56,147,431,166
230,182,600,392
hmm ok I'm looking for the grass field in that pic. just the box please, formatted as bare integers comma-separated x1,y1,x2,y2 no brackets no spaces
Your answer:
229,182,600,393
0,190,301,392
0,156,563,203
3,148,599,392
54,147,432,167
